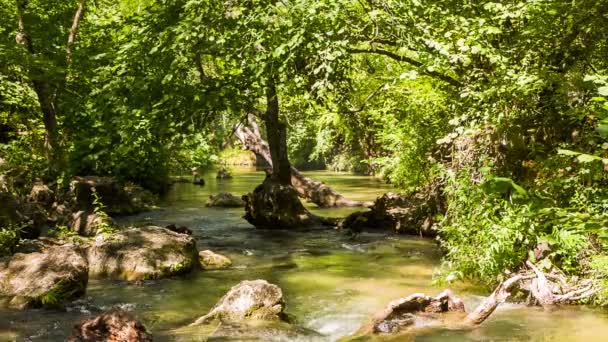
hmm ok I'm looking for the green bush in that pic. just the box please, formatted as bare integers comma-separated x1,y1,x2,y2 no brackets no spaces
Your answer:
0,225,22,257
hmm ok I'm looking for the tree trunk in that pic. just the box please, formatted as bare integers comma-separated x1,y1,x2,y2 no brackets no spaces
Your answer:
17,0,87,162
235,114,364,208
264,78,292,185
16,2,59,160
242,78,336,228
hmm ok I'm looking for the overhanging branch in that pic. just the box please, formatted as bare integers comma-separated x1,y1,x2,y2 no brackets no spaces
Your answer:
348,47,462,88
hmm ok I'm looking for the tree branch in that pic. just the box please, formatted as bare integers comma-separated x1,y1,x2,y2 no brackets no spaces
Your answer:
66,0,87,67
348,47,462,87
349,83,386,113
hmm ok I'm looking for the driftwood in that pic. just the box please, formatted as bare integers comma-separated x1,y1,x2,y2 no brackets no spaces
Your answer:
357,290,465,335
234,114,363,208
357,261,599,337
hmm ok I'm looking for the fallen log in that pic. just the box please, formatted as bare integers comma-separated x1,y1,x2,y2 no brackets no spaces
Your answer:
357,289,465,335
234,114,363,208
355,262,599,337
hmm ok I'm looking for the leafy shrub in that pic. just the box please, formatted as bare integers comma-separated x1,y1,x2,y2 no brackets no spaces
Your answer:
0,225,22,257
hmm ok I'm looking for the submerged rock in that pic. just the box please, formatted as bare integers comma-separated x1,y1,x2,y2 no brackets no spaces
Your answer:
190,280,285,325
68,310,152,342
198,250,232,270
86,226,198,281
206,193,245,207
0,243,88,309
204,321,322,341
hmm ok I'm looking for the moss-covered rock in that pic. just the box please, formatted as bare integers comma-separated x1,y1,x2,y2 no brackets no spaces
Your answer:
199,250,232,270
86,226,198,281
0,242,88,309
190,279,285,325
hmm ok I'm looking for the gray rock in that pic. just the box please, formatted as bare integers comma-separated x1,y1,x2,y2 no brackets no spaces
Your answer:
191,280,285,325
0,243,88,309
86,226,198,281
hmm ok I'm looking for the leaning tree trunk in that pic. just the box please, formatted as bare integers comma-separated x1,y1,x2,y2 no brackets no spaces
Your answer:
235,114,363,208
242,78,334,229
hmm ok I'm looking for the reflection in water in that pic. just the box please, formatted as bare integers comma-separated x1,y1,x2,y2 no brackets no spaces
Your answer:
2,168,608,341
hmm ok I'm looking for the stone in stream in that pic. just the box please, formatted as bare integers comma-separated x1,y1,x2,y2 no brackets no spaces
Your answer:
0,241,88,309
206,193,245,207
86,226,198,281
68,310,152,342
216,167,233,179
198,250,232,270
190,280,285,325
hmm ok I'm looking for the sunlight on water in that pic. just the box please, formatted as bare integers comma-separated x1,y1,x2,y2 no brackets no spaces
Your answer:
2,167,608,341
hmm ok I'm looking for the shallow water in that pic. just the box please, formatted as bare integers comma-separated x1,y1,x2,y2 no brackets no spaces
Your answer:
1,168,608,341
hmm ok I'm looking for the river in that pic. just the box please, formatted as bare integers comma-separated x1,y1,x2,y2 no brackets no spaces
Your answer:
1,168,608,341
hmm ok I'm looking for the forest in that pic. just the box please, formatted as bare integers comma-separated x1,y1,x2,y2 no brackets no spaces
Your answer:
1,0,608,341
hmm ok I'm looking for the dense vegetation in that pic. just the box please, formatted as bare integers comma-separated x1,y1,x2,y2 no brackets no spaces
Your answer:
2,0,608,300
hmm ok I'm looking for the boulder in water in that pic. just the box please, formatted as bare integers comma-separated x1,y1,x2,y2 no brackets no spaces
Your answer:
199,250,232,270
68,310,152,342
216,168,233,179
206,193,245,207
86,226,198,281
190,279,285,325
0,242,88,309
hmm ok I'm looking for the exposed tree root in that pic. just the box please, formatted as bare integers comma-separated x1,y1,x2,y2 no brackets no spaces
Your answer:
242,174,338,229
357,262,599,336
235,114,364,208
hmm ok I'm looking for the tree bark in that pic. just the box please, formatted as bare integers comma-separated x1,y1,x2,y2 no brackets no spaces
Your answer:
264,77,292,185
235,114,364,208
16,0,87,162
16,1,59,160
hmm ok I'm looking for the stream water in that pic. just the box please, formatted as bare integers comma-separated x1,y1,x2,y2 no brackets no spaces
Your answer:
1,168,608,341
